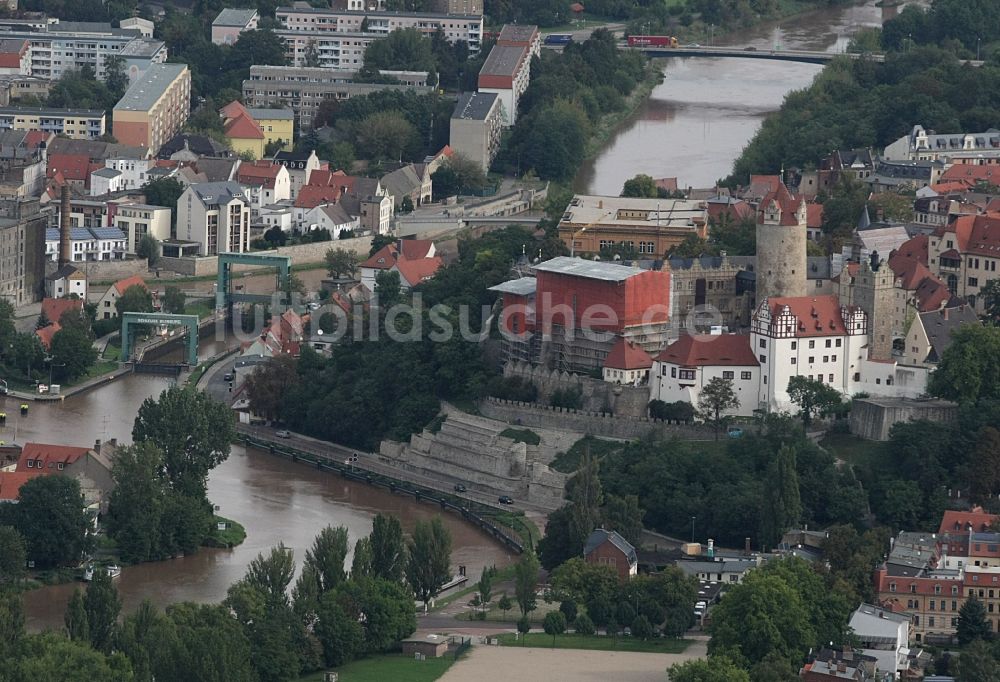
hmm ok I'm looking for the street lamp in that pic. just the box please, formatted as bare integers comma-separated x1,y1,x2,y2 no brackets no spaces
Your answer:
977,37,981,62
570,227,587,258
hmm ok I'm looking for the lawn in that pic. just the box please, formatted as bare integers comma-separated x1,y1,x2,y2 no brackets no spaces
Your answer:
497,632,690,653
202,515,246,549
299,653,456,682
184,299,216,320
820,431,883,470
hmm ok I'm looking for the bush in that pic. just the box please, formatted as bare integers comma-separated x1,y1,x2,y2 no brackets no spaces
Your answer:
631,614,653,640
92,318,119,338
559,600,577,623
517,616,531,635
573,613,595,635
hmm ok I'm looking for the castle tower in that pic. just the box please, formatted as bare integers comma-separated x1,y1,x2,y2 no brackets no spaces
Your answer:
852,253,898,362
755,185,808,300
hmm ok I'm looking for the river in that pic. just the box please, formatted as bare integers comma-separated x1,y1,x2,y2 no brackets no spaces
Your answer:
14,339,513,631
575,0,886,194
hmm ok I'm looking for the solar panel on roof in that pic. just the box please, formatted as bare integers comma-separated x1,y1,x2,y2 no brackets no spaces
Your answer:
89,227,126,239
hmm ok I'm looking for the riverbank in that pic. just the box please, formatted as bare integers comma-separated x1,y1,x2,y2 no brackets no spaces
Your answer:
583,60,665,161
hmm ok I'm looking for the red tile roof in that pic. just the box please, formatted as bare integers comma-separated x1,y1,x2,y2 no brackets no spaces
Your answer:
0,471,42,501
399,239,434,260
764,295,849,337
655,177,678,192
361,243,400,270
806,201,823,229
294,185,341,208
889,234,928,268
220,100,250,120
17,442,91,473
941,164,1000,185
892,258,935,291
913,275,958,313
23,130,50,149
41,297,82,326
307,169,348,187
940,509,998,536
929,181,973,194
604,338,653,370
747,174,781,194
47,154,91,182
224,113,264,140
113,274,147,296
0,38,27,69
396,256,442,287
654,333,758,367
238,162,282,189
35,322,60,350
960,212,1000,257
758,184,806,226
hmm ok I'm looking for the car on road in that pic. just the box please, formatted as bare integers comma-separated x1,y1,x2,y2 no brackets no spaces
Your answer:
275,429,291,438
223,373,234,382
744,46,757,51
454,484,467,493
498,495,514,505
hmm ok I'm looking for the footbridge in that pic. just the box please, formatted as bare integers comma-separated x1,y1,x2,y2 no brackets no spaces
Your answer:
624,44,884,64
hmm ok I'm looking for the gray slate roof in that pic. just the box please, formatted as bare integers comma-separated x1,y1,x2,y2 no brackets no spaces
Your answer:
114,63,187,112
534,256,646,282
213,8,258,26
452,91,498,121
190,181,247,206
919,304,980,363
488,277,536,296
583,529,636,565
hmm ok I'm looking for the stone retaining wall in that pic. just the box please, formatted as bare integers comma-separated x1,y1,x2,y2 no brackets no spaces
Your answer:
504,361,650,418
479,397,715,441
75,257,151,283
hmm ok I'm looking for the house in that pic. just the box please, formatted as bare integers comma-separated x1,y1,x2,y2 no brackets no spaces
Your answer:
41,296,82,327
602,337,653,385
359,239,441,293
477,40,532,126
247,108,293,153
237,161,291,216
16,441,115,509
112,63,191,154
849,604,910,679
272,149,323,199
35,321,60,350
675,558,760,584
899,304,980,368
883,124,1000,164
44,226,128,263
211,8,259,45
220,101,293,159
109,202,172,253
89,167,124,195
926,212,1000,315
158,133,234,161
800,649,879,681
0,470,42,502
177,181,251,255
241,309,307,358
43,264,87,299
96,274,146,319
450,91,504,173
649,334,761,418
303,203,358,237
46,153,92,191
583,529,637,581
381,163,432,209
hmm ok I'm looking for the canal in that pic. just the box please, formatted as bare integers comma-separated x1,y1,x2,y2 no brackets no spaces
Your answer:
575,0,887,194
13,336,513,631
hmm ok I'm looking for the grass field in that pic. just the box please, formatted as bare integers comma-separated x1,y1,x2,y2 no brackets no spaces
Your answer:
497,632,690,653
203,516,246,549
299,654,456,682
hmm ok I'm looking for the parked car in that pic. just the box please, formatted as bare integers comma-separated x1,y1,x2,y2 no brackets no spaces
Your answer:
223,373,234,382
454,484,467,493
744,46,757,51
275,430,291,438
498,495,514,505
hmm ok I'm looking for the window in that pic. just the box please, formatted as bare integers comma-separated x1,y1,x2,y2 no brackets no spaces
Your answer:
929,616,935,627
671,367,676,378
722,371,734,379
790,358,796,365
969,277,979,287
808,356,814,364
825,339,832,348
679,370,695,381
929,601,935,610
759,354,766,364
791,341,797,350
831,355,837,362
759,339,766,348
808,340,815,349
953,600,958,610
823,356,829,363
910,584,917,593
829,374,834,383
741,371,752,380
26,459,33,468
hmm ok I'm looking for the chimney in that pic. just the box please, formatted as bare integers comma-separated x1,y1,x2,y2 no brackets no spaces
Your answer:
943,307,949,321
707,538,715,559
109,438,118,449
745,537,751,555
59,184,72,267
94,439,101,454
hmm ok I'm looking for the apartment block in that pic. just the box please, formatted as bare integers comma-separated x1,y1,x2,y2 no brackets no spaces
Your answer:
177,181,250,256
277,30,375,70
0,106,105,139
212,8,259,45
431,0,483,15
113,63,191,154
477,43,530,126
276,6,483,51
243,65,432,127
109,202,171,253
449,91,503,172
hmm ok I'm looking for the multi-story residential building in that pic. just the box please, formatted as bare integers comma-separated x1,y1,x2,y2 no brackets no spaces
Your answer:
237,161,291,216
275,6,483,51
0,197,45,305
277,30,372,70
119,17,154,38
103,156,157,190
44,226,127,262
449,91,503,172
884,124,1000,163
177,181,250,255
867,158,943,193
247,107,293,151
477,43,531,126
0,106,105,139
108,202,171,253
431,0,482,15
557,194,709,258
242,65,433,128
0,25,165,82
496,23,540,56
112,63,191,154
0,75,52,106
212,8,259,45
927,212,1000,312
220,101,293,159
118,37,169,82
0,38,29,76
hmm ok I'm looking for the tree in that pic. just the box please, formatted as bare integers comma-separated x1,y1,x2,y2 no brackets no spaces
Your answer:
374,270,403,308
11,475,90,568
542,610,566,646
157,602,256,682
57,307,93,340
369,234,395,256
750,651,801,682
350,537,373,580
406,517,452,609
49,327,98,382
537,505,584,571
698,377,740,439
708,571,816,667
115,284,153,317
958,594,992,646
331,578,416,655
162,286,186,314
498,593,513,621
928,325,1000,403
0,526,26,586
981,279,1000,324
245,356,298,424
354,111,418,162
84,568,121,653
954,638,1000,682
631,614,653,640
143,177,185,211
517,616,531,639
786,375,843,426
14,632,134,682
574,613,595,635
243,544,296,608
513,552,540,617
0,298,16,352
601,494,644,546
760,444,802,549
315,595,363,667
9,332,44,377
304,525,349,595
400,196,414,213
620,174,659,198
64,589,89,643
137,234,159,265
133,384,235,501
369,513,406,582
324,247,360,280
667,657,751,682
363,27,436,74
559,599,577,623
